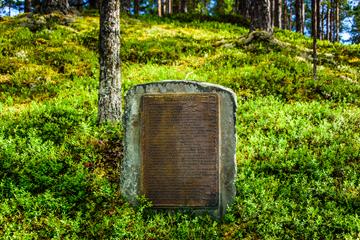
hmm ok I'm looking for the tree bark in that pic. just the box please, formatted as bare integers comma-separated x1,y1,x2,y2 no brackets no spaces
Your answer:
120,0,131,13
283,0,288,29
250,0,272,32
317,0,321,39
42,0,70,14
275,0,282,28
134,0,140,15
335,0,340,42
270,0,274,28
158,0,162,16
89,0,99,9
25,0,31,12
98,0,122,124
312,0,318,80
330,0,334,42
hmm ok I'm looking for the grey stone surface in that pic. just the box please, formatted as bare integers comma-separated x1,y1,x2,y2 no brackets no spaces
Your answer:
120,80,237,217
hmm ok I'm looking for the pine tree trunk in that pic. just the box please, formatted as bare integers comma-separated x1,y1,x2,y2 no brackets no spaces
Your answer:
158,0,162,16
25,0,31,12
89,0,98,9
250,0,272,32
317,0,321,39
289,0,292,30
283,1,288,29
335,0,340,42
42,0,69,14
168,0,172,14
330,0,334,42
134,0,140,15
270,0,274,28
312,0,318,80
98,0,122,124
275,0,282,28
295,0,301,32
326,3,330,40
320,3,324,40
121,0,130,13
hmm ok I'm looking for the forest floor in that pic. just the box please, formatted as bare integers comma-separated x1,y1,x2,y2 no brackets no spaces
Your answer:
0,11,359,239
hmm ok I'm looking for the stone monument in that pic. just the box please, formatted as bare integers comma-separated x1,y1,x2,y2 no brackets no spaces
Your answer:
121,81,237,218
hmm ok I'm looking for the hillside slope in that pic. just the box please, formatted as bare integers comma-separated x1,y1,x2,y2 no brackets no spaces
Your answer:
0,12,359,239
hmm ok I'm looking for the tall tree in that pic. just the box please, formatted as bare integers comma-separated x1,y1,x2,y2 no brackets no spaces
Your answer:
42,0,69,13
250,0,272,32
24,0,31,12
335,0,340,41
312,0,318,80
98,0,122,123
275,0,282,28
89,0,98,9
295,0,305,33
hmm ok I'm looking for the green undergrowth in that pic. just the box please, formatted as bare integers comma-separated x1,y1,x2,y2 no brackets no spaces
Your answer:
0,12,359,239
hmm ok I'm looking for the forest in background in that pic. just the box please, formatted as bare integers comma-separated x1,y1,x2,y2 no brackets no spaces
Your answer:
0,0,359,43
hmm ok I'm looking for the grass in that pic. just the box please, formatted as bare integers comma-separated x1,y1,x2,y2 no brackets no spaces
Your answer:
0,12,359,239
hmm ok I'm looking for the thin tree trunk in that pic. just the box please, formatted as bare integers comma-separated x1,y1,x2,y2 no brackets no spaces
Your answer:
270,0,274,28
317,0,321,39
158,0,162,16
312,0,317,80
320,3,324,40
289,0,292,30
335,0,340,42
89,0,98,9
168,0,172,14
134,0,140,15
275,0,282,28
25,0,31,12
330,0,334,42
326,3,330,40
283,0,288,29
98,0,122,124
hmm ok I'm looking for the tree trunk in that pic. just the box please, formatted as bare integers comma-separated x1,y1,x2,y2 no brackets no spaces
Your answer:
168,0,172,14
330,0,334,42
295,0,301,32
120,0,130,13
42,0,70,14
98,0,122,124
312,0,317,80
289,0,292,30
283,0,288,29
89,0,99,9
250,0,272,32
134,0,140,15
335,0,340,42
158,0,162,16
270,0,274,29
320,2,324,40
275,0,282,28
317,0,321,39
25,0,31,12
326,2,330,40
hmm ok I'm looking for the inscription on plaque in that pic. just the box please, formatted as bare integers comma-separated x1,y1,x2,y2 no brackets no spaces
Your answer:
141,93,219,207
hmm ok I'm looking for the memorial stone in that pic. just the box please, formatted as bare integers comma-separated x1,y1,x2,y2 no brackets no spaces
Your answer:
121,81,237,218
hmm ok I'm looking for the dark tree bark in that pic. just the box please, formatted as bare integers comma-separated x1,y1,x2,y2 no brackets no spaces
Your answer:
317,0,321,39
158,0,162,16
42,0,70,14
270,0,274,28
295,0,304,33
312,0,318,80
250,0,272,32
25,0,31,12
121,0,130,13
134,0,140,15
98,0,122,124
275,0,282,28
330,0,334,42
283,0,288,29
335,0,340,42
89,0,99,9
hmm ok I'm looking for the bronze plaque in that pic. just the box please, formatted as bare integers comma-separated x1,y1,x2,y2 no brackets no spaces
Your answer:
141,93,219,207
